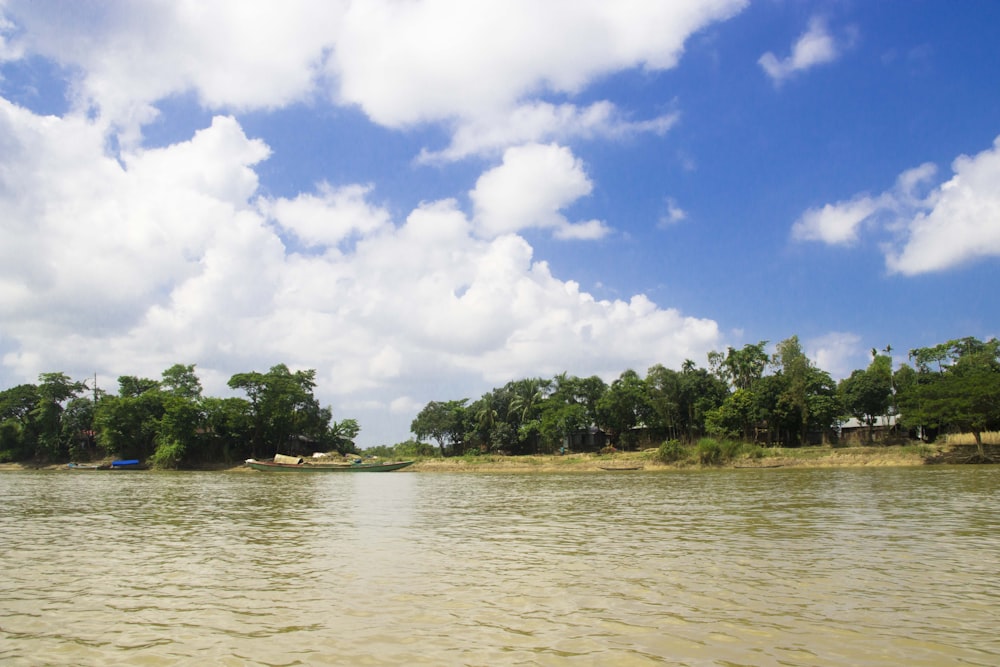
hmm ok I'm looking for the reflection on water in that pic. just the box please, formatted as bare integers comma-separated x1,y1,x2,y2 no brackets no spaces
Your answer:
1,467,998,665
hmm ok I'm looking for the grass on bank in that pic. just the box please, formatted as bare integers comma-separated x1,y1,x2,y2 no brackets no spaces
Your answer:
943,431,1000,446
398,437,951,472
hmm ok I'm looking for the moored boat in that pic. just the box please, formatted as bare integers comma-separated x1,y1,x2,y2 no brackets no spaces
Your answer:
245,457,414,472
68,459,147,470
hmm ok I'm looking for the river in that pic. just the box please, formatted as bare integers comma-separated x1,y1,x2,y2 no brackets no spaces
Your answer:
1,466,997,666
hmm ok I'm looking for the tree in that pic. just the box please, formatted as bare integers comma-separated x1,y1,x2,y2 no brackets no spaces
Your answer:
32,373,86,460
509,378,550,453
709,341,769,391
596,369,653,450
152,394,204,468
202,396,254,462
645,362,727,442
537,373,604,452
160,364,203,401
900,337,1000,459
94,377,165,460
0,384,41,460
470,387,518,453
329,418,361,453
839,354,892,443
410,399,469,456
117,375,160,398
769,336,839,446
228,365,329,457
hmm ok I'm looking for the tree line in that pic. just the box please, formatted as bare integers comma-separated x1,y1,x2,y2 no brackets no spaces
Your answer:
2,335,997,466
409,335,1000,457
0,364,360,466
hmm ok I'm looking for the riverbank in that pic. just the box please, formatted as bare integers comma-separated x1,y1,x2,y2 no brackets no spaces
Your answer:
406,444,944,473
5,443,984,473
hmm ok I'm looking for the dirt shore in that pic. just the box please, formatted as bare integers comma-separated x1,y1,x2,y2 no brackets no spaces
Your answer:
2,445,959,473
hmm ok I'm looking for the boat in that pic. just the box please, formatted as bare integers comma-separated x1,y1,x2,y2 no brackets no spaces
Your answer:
598,465,644,471
67,459,147,470
245,456,414,473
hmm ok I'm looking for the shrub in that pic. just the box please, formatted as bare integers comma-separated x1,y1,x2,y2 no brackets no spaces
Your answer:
720,439,745,459
696,437,723,465
150,439,185,469
657,439,686,463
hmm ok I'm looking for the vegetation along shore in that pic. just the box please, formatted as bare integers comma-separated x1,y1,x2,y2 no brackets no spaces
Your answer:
1,334,998,469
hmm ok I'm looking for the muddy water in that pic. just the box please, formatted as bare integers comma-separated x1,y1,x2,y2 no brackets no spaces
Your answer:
1,466,997,665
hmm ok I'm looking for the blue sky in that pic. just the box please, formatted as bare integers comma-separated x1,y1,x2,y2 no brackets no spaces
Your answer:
1,1,998,447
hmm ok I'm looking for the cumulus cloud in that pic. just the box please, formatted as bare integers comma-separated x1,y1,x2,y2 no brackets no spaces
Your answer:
264,183,391,249
471,143,610,240
805,332,862,379
791,136,1000,275
0,0,744,156
0,1,343,140
885,138,1000,274
0,107,722,445
331,0,746,128
419,101,680,163
790,195,883,245
759,17,840,84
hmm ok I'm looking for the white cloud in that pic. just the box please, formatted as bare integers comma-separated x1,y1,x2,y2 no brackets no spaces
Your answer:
0,107,722,446
659,197,687,228
1,1,344,140
471,143,610,240
1,0,744,156
790,195,882,245
419,101,679,163
805,332,862,379
885,138,1000,275
759,17,840,84
264,183,391,249
791,136,1000,275
331,0,747,128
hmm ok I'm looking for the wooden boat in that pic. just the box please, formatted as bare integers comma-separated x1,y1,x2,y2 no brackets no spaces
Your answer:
598,465,644,471
245,457,414,473
67,459,147,470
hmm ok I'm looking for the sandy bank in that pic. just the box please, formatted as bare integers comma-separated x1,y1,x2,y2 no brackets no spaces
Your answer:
3,444,981,473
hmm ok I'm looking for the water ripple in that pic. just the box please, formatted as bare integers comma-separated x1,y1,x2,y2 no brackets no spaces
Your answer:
1,467,998,665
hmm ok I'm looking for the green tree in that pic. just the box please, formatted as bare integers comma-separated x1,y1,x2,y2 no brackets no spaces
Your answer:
0,384,41,460
411,399,469,456
329,418,361,453
769,336,840,446
228,365,328,457
509,377,550,453
160,363,203,401
900,337,1000,459
596,369,653,450
152,394,204,468
705,388,756,440
32,373,86,460
839,354,892,443
536,372,604,452
202,396,254,462
94,377,165,460
647,362,729,442
708,341,769,391
62,396,97,460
